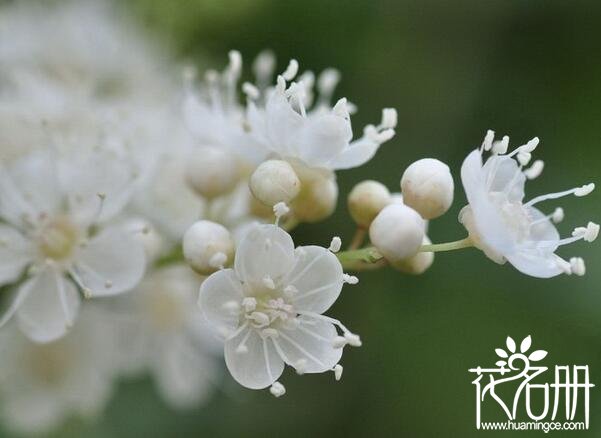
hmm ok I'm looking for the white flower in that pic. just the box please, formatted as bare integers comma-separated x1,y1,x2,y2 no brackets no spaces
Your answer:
459,131,598,278
182,50,268,167
112,265,220,410
246,60,397,171
0,305,118,435
0,149,145,342
199,224,360,394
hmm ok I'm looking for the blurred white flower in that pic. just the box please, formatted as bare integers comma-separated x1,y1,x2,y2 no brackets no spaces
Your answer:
111,265,220,409
183,50,271,168
0,305,118,435
246,59,397,171
459,131,598,278
199,224,360,395
0,149,146,342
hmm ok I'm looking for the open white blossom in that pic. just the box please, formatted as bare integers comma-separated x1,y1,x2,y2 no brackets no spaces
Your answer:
246,60,397,172
459,131,598,278
0,149,145,342
199,224,360,394
112,265,220,409
0,305,118,435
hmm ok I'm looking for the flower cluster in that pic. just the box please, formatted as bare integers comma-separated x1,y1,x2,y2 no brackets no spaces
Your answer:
0,1,597,435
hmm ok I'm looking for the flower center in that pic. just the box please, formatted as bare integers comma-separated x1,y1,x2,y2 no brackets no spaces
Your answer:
242,294,296,329
37,217,79,261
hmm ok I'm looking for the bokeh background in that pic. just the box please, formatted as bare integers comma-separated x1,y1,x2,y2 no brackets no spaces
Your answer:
2,0,601,436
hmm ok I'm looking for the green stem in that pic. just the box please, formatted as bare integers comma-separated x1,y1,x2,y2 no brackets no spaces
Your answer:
419,237,473,253
336,236,473,270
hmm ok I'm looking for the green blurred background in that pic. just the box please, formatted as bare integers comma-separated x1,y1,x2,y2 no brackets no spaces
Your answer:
6,0,601,436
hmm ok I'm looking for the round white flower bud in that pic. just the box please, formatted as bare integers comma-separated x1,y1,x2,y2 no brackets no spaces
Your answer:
185,147,241,199
400,158,454,219
391,236,434,274
347,180,391,227
183,220,234,275
369,204,425,262
250,159,301,206
290,165,338,223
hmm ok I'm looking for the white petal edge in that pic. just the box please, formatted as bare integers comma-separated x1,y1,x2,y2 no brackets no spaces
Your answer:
198,268,244,339
16,269,81,343
72,227,145,297
224,328,284,389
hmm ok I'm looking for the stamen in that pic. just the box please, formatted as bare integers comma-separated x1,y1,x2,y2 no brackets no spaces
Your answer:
282,59,299,81
242,82,260,100
317,68,341,105
295,358,307,375
328,236,342,253
555,256,572,274
252,50,276,87
242,297,257,312
209,252,227,269
273,202,290,225
248,311,270,327
381,108,398,129
481,129,495,152
283,285,298,297
333,364,343,381
342,274,359,285
262,328,279,338
573,222,599,242
524,160,544,180
344,332,362,347
270,382,286,398
526,184,595,207
569,257,586,276
492,136,509,155
551,207,564,223
517,151,531,166
263,276,276,290
332,336,347,348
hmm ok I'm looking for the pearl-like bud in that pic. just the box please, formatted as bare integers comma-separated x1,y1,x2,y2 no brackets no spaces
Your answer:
290,165,338,223
369,204,425,262
183,220,234,275
347,180,391,227
400,158,454,219
185,147,241,199
250,159,301,207
391,236,434,274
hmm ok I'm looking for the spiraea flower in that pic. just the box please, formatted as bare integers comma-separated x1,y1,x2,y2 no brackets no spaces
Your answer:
459,131,598,278
0,305,118,435
112,265,219,409
199,223,360,395
246,59,397,172
0,148,146,342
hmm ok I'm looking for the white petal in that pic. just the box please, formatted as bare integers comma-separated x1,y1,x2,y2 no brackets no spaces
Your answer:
72,227,145,297
263,92,304,157
505,251,563,278
224,328,284,389
0,150,61,225
61,150,140,225
152,337,216,409
482,155,525,202
298,113,352,168
328,138,379,170
276,316,342,373
460,150,516,255
234,224,295,286
286,246,343,314
16,269,81,343
198,269,244,338
0,224,34,286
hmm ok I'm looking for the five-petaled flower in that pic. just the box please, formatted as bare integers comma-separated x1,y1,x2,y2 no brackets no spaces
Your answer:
460,131,598,278
199,223,360,395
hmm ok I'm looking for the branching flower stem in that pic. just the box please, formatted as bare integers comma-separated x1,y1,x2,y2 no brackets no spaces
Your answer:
336,237,474,271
